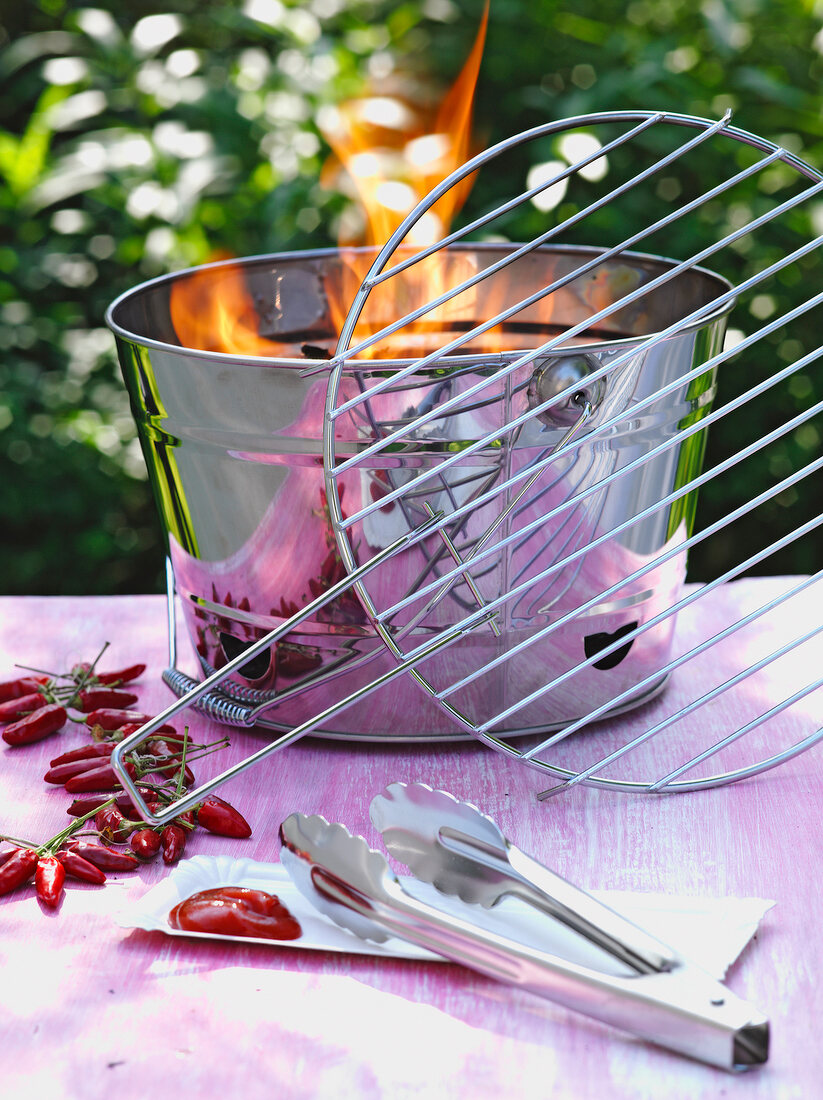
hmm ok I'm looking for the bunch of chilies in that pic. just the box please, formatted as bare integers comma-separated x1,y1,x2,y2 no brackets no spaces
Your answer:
0,650,251,910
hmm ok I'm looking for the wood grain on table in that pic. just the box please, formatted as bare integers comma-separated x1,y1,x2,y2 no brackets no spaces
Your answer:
0,590,820,1099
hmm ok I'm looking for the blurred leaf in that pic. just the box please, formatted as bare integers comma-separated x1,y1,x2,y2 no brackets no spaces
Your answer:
0,84,68,196
1,0,821,594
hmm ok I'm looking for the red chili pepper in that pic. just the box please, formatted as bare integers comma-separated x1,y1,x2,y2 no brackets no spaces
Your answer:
94,805,136,844
369,469,397,513
66,792,121,817
56,849,107,884
50,742,115,767
319,547,347,587
64,760,136,793
2,704,67,746
146,738,180,756
274,596,300,619
161,824,186,864
0,847,18,868
35,856,65,908
64,840,139,872
145,738,180,760
0,675,49,703
130,829,161,861
85,710,174,732
45,751,115,785
169,763,196,786
114,789,157,815
119,723,176,739
94,663,146,686
0,692,48,722
0,847,38,896
75,688,139,713
196,795,252,839
276,643,322,677
144,741,196,786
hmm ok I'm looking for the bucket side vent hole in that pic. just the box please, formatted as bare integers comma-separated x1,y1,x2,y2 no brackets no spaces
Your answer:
219,632,272,681
583,621,638,670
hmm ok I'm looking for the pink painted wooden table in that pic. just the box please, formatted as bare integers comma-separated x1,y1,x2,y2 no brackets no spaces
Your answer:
0,587,820,1098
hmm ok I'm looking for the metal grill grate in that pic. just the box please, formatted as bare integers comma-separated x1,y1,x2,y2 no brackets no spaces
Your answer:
111,110,823,818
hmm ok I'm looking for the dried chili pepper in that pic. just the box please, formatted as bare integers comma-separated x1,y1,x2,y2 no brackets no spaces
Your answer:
56,849,107,885
85,709,174,732
146,738,180,757
64,840,139,872
0,675,48,703
144,740,196,786
0,847,38,896
50,742,115,768
0,692,48,723
319,547,346,587
94,805,136,844
196,795,252,839
276,643,322,677
161,824,186,864
274,596,300,619
45,752,115,785
66,792,121,817
369,469,397,513
156,761,195,786
35,856,65,908
114,789,158,815
93,664,146,686
2,704,67,746
67,788,157,817
130,829,161,861
75,687,139,713
64,760,136,793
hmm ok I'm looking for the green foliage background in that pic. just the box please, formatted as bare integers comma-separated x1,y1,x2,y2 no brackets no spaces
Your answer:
1,0,821,595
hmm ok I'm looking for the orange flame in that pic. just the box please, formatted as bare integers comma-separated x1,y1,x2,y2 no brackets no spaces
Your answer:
319,3,492,358
169,253,279,357
170,6,491,360
322,3,488,250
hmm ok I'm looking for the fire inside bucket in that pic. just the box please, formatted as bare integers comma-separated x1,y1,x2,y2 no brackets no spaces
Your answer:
107,243,731,741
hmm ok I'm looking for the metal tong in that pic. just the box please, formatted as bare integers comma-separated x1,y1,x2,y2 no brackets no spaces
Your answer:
279,782,768,1071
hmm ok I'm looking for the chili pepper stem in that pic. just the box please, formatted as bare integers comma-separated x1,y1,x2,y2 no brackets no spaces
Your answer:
137,740,229,769
0,833,35,848
2,797,120,857
15,642,111,689
39,797,118,854
173,728,190,802
149,734,230,751
64,641,111,708
75,642,110,690
13,662,60,680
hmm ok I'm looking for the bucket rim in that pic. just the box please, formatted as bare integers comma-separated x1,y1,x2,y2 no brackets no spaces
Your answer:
105,242,735,371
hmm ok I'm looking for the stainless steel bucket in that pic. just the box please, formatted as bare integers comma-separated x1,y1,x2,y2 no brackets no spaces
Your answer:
107,244,732,741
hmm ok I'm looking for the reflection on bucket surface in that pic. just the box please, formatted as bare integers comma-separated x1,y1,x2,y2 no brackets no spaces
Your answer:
107,244,730,740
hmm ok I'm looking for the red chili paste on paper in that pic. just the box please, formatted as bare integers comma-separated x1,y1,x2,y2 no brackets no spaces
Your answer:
169,886,302,940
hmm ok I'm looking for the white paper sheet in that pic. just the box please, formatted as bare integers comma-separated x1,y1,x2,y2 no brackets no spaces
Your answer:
118,854,773,980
